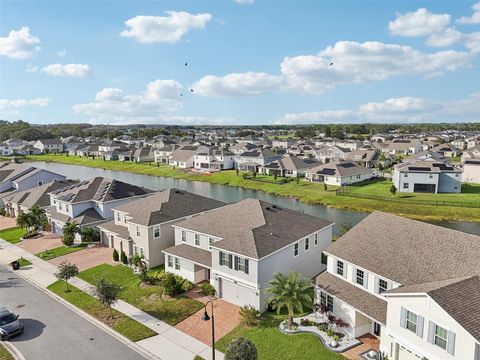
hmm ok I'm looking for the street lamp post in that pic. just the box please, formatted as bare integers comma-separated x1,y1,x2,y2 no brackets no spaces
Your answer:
201,300,215,360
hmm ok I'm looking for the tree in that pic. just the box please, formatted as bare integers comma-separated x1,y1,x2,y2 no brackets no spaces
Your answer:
94,278,121,319
16,212,35,235
236,168,239,176
265,272,312,329
55,261,79,292
323,183,328,191
273,173,278,182
225,337,257,360
120,250,128,264
112,249,119,262
62,221,80,246
81,227,99,244
390,184,397,196
29,205,47,230
132,254,144,268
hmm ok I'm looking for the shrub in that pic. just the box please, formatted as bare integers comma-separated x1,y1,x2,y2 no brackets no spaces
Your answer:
225,337,257,360
22,231,38,239
112,249,119,262
332,335,340,342
200,283,216,296
157,270,168,286
326,328,335,337
139,268,157,285
120,250,128,264
181,279,194,292
0,207,6,216
163,273,183,296
318,323,328,332
300,318,319,327
239,305,260,327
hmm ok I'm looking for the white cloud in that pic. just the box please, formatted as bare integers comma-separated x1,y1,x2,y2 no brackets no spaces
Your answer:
37,63,91,77
389,8,451,37
280,41,472,94
57,49,67,57
275,93,480,124
73,79,184,122
192,72,284,97
425,27,463,47
0,27,40,59
234,0,255,4
120,12,212,44
457,2,480,24
103,115,236,126
0,97,50,110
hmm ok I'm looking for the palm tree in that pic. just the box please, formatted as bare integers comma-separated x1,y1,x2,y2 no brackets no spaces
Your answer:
16,212,35,235
29,205,47,230
62,221,80,246
265,271,313,329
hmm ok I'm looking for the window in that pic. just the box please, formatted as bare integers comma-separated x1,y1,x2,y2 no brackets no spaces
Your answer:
356,269,364,286
124,215,127,223
181,230,186,242
59,203,63,211
434,324,448,350
209,237,214,245
136,226,140,237
219,252,232,268
117,212,121,222
235,256,249,274
406,310,417,333
154,226,160,238
195,234,200,246
305,238,310,251
167,255,173,268
403,183,409,189
320,291,333,312
175,258,180,270
404,173,408,178
336,261,344,276
378,278,388,293
294,243,299,257
314,233,318,246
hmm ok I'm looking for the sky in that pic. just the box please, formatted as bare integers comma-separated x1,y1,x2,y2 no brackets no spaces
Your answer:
1,0,480,126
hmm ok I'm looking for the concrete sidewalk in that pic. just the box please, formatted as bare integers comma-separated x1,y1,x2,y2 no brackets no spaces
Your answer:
0,238,224,360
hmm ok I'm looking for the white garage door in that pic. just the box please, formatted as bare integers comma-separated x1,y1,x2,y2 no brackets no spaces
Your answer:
218,277,257,308
398,345,422,360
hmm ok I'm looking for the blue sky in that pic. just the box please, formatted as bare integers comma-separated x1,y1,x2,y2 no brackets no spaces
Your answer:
1,0,480,125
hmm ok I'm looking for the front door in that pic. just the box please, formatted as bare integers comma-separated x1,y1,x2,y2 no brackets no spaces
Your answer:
206,269,210,280
373,322,381,336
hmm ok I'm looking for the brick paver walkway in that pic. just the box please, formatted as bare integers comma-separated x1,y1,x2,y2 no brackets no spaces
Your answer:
49,244,116,271
343,333,380,360
0,216,17,230
175,288,241,344
17,232,63,254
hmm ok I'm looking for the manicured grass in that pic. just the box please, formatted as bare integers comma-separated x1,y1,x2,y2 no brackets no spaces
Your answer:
217,312,345,360
0,343,14,360
18,257,32,267
193,356,205,360
25,154,480,222
48,280,157,342
0,227,26,244
35,243,89,260
78,264,204,325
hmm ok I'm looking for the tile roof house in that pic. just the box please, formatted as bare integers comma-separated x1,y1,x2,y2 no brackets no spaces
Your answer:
163,198,334,311
305,160,374,186
98,189,225,267
315,212,480,359
46,177,152,239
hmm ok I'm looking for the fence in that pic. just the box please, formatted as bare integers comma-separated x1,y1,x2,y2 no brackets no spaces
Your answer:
336,186,480,208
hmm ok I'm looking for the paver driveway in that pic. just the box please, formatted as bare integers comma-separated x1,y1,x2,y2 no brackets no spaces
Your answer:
48,244,116,271
175,288,241,344
0,216,17,230
17,232,63,253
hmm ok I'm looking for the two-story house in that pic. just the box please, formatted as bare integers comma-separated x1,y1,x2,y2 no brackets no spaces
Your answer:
169,145,210,168
33,139,64,154
235,149,281,171
194,149,235,171
163,198,334,311
314,212,480,360
384,139,422,156
46,177,152,238
97,189,224,267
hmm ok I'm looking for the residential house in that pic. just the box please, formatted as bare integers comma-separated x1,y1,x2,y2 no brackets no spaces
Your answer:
462,159,480,184
14,145,42,156
229,142,258,155
430,144,461,158
345,149,381,168
235,149,281,171
315,212,480,360
98,189,225,267
314,145,351,163
154,144,179,164
163,199,334,311
132,147,155,163
451,139,466,150
194,149,235,171
393,160,461,193
169,145,210,169
46,177,152,238
33,139,64,154
384,139,422,156
272,139,295,149
259,154,318,177
305,160,374,186
0,144,13,156
98,141,125,153
0,162,66,194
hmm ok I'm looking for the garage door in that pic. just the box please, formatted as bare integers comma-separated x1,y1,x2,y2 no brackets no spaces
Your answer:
397,344,422,360
218,277,257,308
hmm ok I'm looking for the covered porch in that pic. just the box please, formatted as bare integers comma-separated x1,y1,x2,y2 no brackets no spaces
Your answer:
163,243,212,284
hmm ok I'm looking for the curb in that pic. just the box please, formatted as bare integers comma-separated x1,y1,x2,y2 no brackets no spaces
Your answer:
0,263,160,360
1,340,25,360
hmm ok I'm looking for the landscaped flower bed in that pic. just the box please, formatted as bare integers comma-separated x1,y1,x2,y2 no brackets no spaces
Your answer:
278,313,361,352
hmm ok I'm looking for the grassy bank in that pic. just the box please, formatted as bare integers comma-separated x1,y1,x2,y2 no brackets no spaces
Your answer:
24,154,480,222
48,280,157,342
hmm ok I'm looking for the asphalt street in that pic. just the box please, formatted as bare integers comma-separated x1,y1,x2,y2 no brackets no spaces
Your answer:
0,265,146,360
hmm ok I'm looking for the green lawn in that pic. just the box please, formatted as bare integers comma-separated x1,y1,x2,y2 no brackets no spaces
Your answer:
35,243,89,260
78,264,204,325
18,257,32,267
217,312,345,360
0,343,14,360
0,227,26,244
48,280,156,342
24,154,480,222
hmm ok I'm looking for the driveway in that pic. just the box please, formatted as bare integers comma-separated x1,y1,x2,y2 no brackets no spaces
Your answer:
175,288,241,344
0,265,146,360
48,244,116,271
0,216,17,230
17,233,63,254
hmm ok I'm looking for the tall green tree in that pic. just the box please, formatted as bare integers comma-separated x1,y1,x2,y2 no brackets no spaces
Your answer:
265,272,312,329
29,205,47,230
62,221,80,246
55,261,79,292
16,212,35,235
81,226,99,244
94,278,122,319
